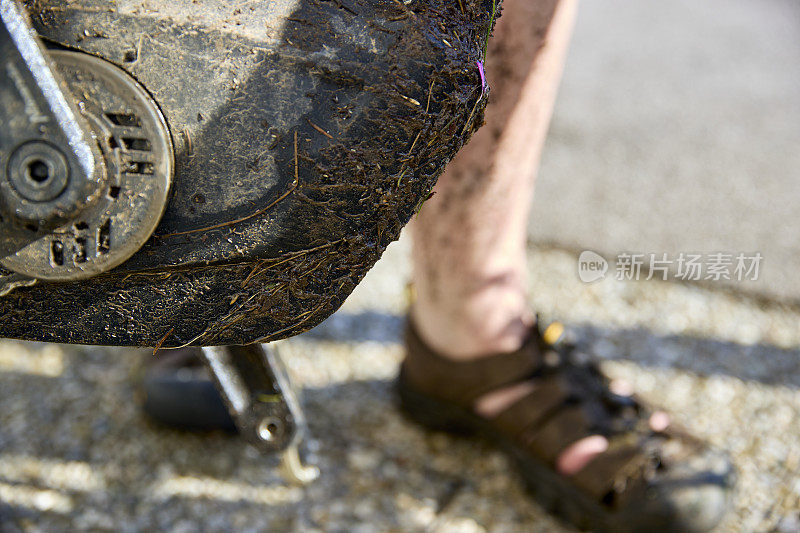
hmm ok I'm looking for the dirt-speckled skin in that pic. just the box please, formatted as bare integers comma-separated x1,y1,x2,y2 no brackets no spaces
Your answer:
0,0,498,346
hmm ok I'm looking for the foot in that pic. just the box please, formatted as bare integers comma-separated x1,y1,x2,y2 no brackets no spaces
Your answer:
398,319,734,532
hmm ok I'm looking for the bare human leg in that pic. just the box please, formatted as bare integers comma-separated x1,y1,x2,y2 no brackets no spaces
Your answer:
411,0,576,360
408,0,608,475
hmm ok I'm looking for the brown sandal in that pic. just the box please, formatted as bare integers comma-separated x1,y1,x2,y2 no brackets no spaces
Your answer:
398,319,734,532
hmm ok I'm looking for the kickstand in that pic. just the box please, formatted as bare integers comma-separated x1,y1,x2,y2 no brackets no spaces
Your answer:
199,343,319,484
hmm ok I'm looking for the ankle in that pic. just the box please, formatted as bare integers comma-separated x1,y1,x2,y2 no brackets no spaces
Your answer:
410,303,534,360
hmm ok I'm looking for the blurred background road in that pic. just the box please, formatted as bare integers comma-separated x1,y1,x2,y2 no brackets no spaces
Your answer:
1,0,799,531
531,0,800,301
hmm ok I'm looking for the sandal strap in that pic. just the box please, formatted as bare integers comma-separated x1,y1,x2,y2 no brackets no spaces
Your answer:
403,319,543,407
568,434,652,502
491,379,572,439
521,405,604,463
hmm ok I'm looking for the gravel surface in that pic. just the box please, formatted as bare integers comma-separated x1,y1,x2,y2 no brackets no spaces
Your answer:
1,236,799,531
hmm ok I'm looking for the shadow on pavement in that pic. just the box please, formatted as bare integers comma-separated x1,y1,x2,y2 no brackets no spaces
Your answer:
305,309,800,389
